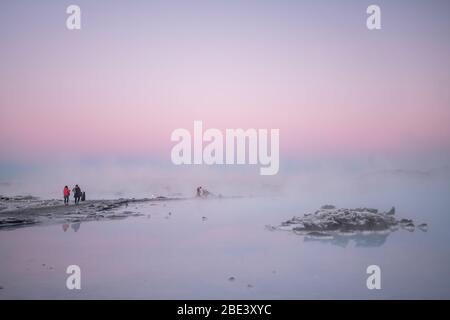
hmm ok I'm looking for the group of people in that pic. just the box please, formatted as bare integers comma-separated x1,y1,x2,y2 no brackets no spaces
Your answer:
196,186,223,199
63,185,85,205
196,186,212,198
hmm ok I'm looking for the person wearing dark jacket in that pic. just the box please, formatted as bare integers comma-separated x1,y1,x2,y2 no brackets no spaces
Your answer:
73,185,82,204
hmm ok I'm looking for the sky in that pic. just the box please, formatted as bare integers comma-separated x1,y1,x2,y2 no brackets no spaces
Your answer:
0,0,449,196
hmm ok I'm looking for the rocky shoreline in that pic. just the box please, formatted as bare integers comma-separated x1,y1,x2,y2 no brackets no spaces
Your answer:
0,195,183,230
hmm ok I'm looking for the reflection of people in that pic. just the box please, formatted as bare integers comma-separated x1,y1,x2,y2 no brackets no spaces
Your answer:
72,185,82,204
63,186,70,205
71,222,81,232
62,223,69,232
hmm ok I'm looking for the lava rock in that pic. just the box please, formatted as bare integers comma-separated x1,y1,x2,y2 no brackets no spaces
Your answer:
387,207,396,215
418,223,428,232
275,205,422,235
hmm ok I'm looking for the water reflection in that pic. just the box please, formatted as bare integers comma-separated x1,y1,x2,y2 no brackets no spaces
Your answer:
303,231,390,248
71,222,81,232
62,222,81,233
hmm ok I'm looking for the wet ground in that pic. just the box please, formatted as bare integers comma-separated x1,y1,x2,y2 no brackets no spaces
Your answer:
0,196,183,229
1,193,450,299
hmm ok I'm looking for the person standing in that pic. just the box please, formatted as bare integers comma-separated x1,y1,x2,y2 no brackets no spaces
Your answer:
196,186,202,197
73,184,82,204
63,186,70,205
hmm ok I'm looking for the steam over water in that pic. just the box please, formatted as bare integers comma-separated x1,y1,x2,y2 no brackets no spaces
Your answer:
1,159,450,299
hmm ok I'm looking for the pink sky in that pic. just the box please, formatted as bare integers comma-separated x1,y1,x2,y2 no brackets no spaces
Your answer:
1,1,449,161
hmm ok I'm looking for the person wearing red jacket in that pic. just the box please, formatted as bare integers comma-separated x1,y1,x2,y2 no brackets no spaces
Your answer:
63,186,70,205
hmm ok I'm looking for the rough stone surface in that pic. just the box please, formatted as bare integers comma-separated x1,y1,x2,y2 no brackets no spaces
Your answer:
272,205,426,238
0,195,184,230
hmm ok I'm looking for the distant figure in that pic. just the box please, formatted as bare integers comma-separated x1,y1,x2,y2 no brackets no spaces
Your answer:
81,191,86,202
196,186,214,198
202,189,212,197
63,186,70,205
73,184,82,204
